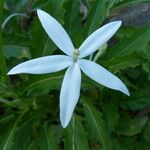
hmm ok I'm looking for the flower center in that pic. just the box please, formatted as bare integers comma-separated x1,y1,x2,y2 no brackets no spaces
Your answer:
72,49,80,62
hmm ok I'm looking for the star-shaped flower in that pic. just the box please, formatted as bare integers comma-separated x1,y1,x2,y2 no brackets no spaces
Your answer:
8,9,130,128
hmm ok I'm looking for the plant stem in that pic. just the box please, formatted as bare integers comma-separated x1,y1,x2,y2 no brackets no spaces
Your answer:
1,13,29,30
93,43,107,62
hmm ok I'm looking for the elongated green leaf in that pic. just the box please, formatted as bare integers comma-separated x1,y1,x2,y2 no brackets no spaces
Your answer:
103,102,119,134
0,114,14,125
64,0,80,34
116,116,142,136
0,112,25,150
47,0,65,23
82,100,112,150
33,0,66,57
142,120,150,144
64,0,82,46
25,76,63,96
3,45,31,59
15,111,46,150
0,0,9,84
64,116,89,150
107,25,150,58
85,0,108,36
0,82,13,97
120,91,150,111
114,0,150,8
33,0,65,23
25,74,103,97
27,124,60,150
29,19,54,58
43,124,59,150
102,53,141,71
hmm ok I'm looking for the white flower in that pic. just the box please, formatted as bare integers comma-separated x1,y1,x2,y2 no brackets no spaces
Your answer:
8,9,130,128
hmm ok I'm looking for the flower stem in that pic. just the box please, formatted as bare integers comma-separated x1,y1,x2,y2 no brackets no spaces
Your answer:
93,44,107,62
1,13,29,30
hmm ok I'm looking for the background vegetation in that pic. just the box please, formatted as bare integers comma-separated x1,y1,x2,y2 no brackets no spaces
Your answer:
0,0,150,149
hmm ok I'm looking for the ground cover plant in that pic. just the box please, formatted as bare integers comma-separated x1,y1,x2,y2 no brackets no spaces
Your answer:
0,0,150,149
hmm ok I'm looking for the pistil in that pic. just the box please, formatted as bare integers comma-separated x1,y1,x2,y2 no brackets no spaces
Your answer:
72,49,80,62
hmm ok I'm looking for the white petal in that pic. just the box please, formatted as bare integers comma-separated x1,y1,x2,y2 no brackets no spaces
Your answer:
79,59,130,96
37,9,74,56
7,55,72,75
79,21,122,58
60,63,81,128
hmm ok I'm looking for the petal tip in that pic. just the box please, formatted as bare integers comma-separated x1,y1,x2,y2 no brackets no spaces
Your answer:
7,72,11,75
117,20,122,27
37,8,42,12
7,67,21,75
37,9,43,16
125,90,130,97
61,123,67,129
60,118,68,128
7,70,16,75
113,20,122,28
121,86,130,96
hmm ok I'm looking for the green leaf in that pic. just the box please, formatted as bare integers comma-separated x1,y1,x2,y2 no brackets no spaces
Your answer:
82,100,112,150
137,41,150,60
34,0,66,22
111,138,126,150
27,123,60,150
64,0,82,46
64,116,89,150
107,24,150,58
0,82,13,97
43,124,59,150
103,101,119,134
46,0,65,23
84,0,108,36
29,19,47,58
116,115,142,136
0,114,14,125
14,111,46,150
85,0,106,36
102,53,141,71
28,124,59,150
25,75,63,96
25,73,103,97
0,112,26,150
114,0,150,8
29,19,56,58
3,45,31,59
120,91,150,111
4,0,28,11
142,120,150,145
0,0,9,84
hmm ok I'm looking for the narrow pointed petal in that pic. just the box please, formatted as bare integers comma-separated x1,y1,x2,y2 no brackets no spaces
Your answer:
60,63,81,128
8,55,72,75
79,21,122,58
37,9,74,56
79,59,130,96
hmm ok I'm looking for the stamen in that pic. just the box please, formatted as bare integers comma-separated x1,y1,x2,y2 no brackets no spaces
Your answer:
72,49,80,62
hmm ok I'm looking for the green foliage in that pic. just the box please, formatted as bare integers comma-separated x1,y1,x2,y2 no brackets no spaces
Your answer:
26,75,63,96
106,24,150,58
103,53,141,71
3,45,31,59
82,99,112,150
114,0,150,8
1,0,150,149
84,0,108,36
64,116,89,150
64,0,82,47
